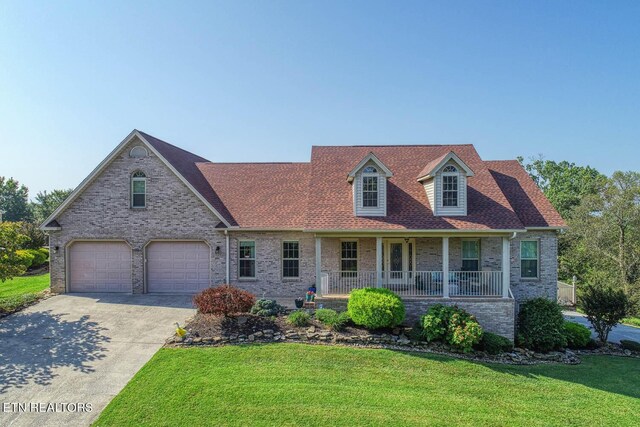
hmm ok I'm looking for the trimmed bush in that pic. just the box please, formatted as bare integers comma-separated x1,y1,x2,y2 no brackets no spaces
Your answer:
476,332,514,355
38,247,50,259
287,310,311,327
563,322,592,349
518,298,567,352
419,304,483,353
193,285,255,316
14,250,35,270
620,340,640,352
250,299,284,317
580,284,629,342
347,288,405,330
27,249,47,268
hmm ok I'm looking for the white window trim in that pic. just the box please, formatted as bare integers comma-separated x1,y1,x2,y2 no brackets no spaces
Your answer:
441,171,459,208
129,146,149,158
520,239,540,280
282,240,300,279
131,173,147,209
238,240,256,279
340,239,359,274
461,239,480,271
361,173,379,208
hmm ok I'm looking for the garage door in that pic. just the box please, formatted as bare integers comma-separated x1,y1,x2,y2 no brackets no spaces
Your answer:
146,241,211,293
69,241,132,292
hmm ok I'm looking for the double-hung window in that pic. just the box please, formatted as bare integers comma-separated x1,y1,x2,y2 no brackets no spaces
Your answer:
461,240,480,271
282,241,299,278
131,171,146,208
341,241,358,277
362,166,378,207
520,240,539,279
239,241,256,278
442,165,458,207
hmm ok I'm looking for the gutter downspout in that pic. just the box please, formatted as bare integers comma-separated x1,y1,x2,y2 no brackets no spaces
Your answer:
224,230,230,284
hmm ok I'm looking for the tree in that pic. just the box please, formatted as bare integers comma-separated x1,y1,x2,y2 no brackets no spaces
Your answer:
0,222,29,281
31,189,73,225
569,172,640,298
517,156,606,219
580,284,629,342
0,177,32,222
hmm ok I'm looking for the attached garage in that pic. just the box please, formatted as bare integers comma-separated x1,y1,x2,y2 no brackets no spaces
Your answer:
146,241,211,293
68,241,132,292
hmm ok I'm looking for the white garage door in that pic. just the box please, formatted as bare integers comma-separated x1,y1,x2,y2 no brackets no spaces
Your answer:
146,241,211,293
69,241,132,292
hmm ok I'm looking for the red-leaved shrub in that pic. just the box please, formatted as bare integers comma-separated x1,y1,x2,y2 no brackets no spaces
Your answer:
193,285,256,316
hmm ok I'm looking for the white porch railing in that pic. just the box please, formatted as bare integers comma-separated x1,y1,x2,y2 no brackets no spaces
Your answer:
320,270,503,297
449,271,503,297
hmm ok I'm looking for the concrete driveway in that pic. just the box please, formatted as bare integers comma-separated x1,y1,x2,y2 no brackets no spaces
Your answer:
564,310,640,343
0,294,195,427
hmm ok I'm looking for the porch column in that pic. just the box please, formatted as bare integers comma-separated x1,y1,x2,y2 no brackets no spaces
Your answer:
442,237,449,298
315,236,322,294
376,237,383,287
502,237,510,298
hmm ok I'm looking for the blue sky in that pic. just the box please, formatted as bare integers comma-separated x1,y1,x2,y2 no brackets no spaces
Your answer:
1,1,638,198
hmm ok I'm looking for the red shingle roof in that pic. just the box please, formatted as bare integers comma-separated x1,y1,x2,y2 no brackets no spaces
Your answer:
138,131,564,231
486,160,566,228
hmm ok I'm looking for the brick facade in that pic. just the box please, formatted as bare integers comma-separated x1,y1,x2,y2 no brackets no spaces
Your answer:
48,136,227,293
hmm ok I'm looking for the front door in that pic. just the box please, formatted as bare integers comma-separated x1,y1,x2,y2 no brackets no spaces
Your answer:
383,239,415,285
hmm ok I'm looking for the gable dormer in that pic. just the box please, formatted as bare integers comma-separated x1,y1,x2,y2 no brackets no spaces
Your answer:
417,151,474,216
347,153,393,217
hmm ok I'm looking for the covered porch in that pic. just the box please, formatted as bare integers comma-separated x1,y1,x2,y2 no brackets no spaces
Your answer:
315,235,512,299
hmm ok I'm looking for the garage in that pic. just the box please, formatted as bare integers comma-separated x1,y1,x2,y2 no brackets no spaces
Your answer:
146,241,211,293
68,241,132,292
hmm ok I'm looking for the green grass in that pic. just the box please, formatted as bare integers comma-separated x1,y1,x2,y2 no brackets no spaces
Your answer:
95,344,640,427
622,317,640,328
0,273,49,314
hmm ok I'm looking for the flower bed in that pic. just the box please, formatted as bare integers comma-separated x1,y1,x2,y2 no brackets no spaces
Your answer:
165,311,639,365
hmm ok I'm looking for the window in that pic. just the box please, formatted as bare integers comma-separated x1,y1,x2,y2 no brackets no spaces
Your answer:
282,241,299,278
520,240,539,278
363,166,378,173
362,176,378,207
462,240,480,271
239,241,256,278
131,171,146,208
130,146,148,158
442,175,458,207
341,241,358,275
443,165,458,173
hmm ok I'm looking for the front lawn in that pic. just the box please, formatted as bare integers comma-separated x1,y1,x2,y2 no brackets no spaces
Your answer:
95,344,640,426
0,272,50,314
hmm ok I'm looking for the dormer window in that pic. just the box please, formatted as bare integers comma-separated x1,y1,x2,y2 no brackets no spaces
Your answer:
348,153,393,217
442,166,458,207
362,167,379,207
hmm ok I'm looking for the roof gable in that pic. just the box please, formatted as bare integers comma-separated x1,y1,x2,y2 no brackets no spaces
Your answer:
40,130,232,230
417,151,474,181
347,152,393,182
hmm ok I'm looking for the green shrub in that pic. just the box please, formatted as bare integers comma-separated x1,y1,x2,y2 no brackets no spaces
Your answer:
620,340,640,352
476,332,514,355
563,322,592,349
328,311,351,332
580,284,630,342
250,299,284,317
347,288,405,330
18,222,47,249
27,249,47,268
287,310,311,327
315,308,338,323
622,317,640,327
419,304,484,353
14,250,35,270
0,293,42,315
38,247,50,260
518,298,567,352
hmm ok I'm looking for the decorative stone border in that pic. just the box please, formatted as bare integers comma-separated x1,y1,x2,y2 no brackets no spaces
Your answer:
161,325,640,365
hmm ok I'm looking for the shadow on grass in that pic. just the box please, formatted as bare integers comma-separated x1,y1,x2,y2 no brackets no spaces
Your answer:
394,346,640,400
0,310,110,394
